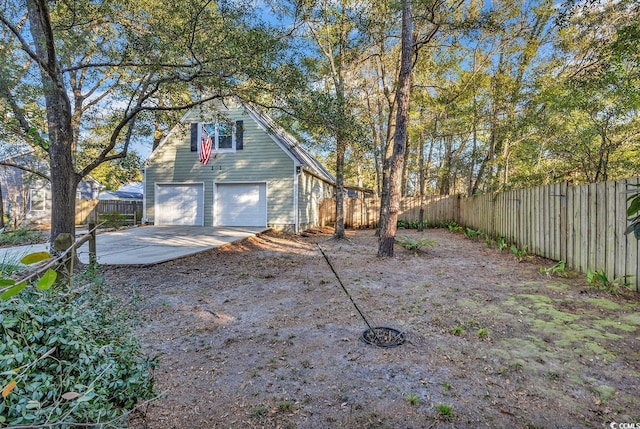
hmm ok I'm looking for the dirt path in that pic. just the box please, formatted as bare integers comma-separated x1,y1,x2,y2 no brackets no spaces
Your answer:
102,228,640,428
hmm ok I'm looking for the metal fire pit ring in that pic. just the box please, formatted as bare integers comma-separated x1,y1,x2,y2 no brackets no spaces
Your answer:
361,326,405,348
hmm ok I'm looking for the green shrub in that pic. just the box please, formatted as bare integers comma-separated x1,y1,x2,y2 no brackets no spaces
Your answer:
99,212,128,228
446,221,463,233
464,227,483,241
0,280,156,426
397,220,428,230
0,229,48,247
396,235,437,253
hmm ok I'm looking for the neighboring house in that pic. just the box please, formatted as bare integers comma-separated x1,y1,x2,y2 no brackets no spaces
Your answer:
143,98,337,232
98,182,144,201
0,147,102,228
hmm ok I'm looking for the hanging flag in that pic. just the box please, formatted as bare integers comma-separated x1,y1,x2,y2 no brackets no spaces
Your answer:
199,125,213,165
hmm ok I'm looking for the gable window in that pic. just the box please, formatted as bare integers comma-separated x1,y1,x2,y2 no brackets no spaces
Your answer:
30,189,47,211
191,120,243,154
202,122,236,153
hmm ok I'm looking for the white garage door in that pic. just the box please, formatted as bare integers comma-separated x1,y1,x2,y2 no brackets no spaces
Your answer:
215,183,267,227
156,183,204,226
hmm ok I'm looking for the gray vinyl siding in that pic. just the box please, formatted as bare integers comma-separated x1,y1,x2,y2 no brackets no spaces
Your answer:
144,100,296,228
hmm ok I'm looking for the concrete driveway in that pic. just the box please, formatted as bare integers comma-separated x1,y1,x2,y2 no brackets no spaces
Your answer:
1,226,266,266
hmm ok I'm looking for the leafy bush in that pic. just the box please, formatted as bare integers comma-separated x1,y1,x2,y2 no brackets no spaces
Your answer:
0,229,48,247
397,219,428,229
0,280,156,426
99,212,128,228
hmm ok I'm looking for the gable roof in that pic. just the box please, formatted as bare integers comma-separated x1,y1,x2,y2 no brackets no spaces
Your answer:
242,103,336,185
145,99,336,185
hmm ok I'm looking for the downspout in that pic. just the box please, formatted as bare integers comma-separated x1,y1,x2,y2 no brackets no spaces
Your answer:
141,166,147,224
294,164,301,234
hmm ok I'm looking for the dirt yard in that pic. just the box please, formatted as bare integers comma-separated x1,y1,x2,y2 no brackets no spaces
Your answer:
101,228,640,428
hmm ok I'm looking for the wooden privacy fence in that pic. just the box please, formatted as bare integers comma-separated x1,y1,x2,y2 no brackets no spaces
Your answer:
76,200,143,226
75,199,100,225
457,178,640,292
319,176,640,291
319,195,459,229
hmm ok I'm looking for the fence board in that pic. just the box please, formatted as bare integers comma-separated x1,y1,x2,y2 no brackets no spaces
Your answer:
579,185,588,273
615,180,627,279
566,185,575,270
595,183,606,271
559,182,566,260
627,178,640,286
604,181,616,280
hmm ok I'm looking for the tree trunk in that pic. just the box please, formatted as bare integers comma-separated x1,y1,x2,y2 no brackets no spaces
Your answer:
378,0,413,257
417,129,424,231
27,0,78,245
334,132,347,239
0,183,4,229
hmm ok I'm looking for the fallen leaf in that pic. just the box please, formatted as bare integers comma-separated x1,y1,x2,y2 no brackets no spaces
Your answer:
2,380,17,398
62,392,81,400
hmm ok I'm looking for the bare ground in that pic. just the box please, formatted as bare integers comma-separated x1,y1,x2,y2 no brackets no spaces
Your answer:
101,228,640,428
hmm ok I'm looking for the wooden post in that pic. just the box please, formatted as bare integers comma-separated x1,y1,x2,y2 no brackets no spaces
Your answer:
88,222,97,265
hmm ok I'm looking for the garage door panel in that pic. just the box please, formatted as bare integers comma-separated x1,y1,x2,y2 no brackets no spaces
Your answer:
156,184,204,226
215,183,266,227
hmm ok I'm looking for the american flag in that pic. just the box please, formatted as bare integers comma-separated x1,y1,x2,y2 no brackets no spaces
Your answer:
199,125,213,165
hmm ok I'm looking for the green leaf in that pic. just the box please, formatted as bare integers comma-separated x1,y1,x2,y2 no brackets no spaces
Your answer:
635,224,640,240
36,269,57,290
20,252,52,265
627,196,640,216
0,279,16,287
0,282,27,300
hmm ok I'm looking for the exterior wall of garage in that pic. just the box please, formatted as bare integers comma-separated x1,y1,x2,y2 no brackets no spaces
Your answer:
298,172,334,231
144,100,298,229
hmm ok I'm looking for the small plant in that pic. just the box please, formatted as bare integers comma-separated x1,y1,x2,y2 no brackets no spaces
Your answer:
0,251,57,299
397,219,409,229
451,326,464,336
510,244,528,261
540,260,567,277
436,403,454,420
396,235,436,254
279,401,292,411
441,381,452,390
0,228,47,247
477,328,489,339
405,393,420,405
586,268,632,294
447,221,463,233
464,227,483,241
497,235,508,251
254,405,268,416
485,235,494,247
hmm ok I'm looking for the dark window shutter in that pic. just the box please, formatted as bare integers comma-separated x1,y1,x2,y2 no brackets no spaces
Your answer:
236,120,244,150
190,123,198,152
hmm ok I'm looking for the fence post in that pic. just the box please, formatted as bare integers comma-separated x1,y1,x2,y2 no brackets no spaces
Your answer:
88,222,97,265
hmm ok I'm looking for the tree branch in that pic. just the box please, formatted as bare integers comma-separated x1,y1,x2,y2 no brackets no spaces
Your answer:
0,161,50,181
